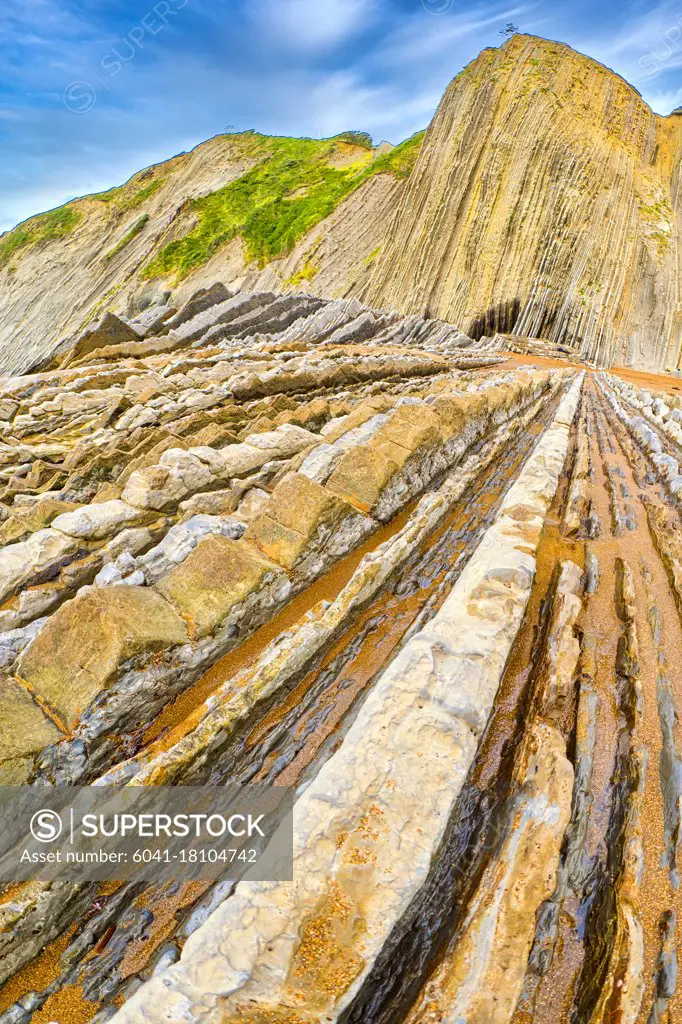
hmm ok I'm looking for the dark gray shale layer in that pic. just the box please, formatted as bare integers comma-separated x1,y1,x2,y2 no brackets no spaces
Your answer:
355,554,582,1024
25,377,552,786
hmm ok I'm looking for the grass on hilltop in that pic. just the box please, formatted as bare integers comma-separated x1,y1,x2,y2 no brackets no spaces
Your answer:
91,177,165,212
0,129,425,279
0,206,83,269
142,130,425,282
0,176,163,271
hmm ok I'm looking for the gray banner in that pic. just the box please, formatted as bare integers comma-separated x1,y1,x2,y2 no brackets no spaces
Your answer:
0,786,293,882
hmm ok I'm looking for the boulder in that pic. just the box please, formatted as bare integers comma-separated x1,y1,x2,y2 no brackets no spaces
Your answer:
179,490,239,516
245,424,318,458
18,587,188,725
212,444,272,480
158,449,214,488
122,448,215,510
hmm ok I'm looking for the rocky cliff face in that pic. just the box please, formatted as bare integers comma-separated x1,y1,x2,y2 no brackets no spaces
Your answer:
362,34,682,370
3,34,682,374
0,133,415,376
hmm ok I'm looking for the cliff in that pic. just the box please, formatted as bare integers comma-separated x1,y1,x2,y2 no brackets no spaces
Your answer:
0,133,416,375
3,34,682,373
362,34,682,369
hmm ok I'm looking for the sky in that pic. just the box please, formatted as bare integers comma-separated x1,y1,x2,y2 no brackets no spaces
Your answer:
3,0,682,233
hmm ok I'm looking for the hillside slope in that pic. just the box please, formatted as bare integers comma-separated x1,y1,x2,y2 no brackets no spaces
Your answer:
0,132,419,375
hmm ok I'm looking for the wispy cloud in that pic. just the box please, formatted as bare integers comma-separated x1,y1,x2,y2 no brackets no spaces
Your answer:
249,0,376,51
375,1,536,67
570,0,682,94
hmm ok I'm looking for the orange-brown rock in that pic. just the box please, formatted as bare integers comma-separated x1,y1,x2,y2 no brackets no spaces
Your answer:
155,536,285,639
326,444,400,514
0,675,62,781
17,587,188,724
373,404,442,454
245,473,354,570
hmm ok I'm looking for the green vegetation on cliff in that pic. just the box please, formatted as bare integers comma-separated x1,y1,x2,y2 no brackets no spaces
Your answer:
142,130,425,282
0,176,163,273
103,214,149,261
370,131,425,178
0,206,82,269
284,258,319,288
0,129,424,281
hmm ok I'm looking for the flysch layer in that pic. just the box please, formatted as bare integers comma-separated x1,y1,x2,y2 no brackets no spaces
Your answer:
112,374,583,1024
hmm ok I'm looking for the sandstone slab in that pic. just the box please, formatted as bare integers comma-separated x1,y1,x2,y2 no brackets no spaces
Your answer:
155,536,285,640
51,499,151,540
245,474,353,570
17,587,188,725
326,444,399,513
0,675,62,765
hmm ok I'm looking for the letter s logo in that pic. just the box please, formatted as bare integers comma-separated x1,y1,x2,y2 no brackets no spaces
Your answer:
30,810,63,843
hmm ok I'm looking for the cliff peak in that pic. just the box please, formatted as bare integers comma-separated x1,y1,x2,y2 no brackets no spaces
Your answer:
360,33,682,368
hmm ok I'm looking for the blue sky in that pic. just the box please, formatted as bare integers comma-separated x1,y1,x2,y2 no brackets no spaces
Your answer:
3,0,682,233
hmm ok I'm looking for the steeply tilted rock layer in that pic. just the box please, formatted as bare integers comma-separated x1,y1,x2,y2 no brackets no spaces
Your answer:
362,34,682,370
6,281,682,1022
